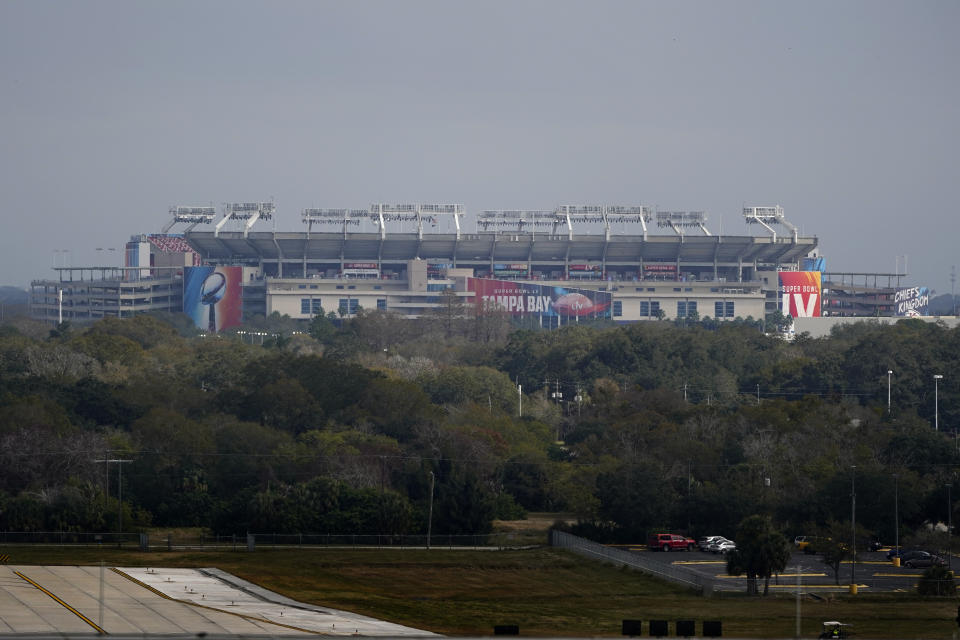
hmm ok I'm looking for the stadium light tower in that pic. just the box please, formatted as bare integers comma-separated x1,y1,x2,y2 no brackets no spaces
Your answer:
370,203,464,240
215,202,275,238
163,206,217,233
302,208,370,235
743,205,798,243
656,210,710,237
554,205,653,240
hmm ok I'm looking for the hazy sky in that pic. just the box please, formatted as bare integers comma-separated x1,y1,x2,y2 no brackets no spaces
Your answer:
2,1,958,294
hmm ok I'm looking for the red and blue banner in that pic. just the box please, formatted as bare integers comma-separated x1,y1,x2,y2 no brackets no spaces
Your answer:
184,266,242,332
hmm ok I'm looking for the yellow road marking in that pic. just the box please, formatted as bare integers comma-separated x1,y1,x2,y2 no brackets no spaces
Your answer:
672,561,726,565
111,569,326,635
767,584,869,589
716,573,826,578
15,571,106,634
873,572,922,577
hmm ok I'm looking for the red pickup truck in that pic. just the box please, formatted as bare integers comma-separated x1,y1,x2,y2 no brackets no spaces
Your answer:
648,533,697,551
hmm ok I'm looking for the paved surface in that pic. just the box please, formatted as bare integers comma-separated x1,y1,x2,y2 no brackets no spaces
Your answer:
0,565,437,636
629,548,940,592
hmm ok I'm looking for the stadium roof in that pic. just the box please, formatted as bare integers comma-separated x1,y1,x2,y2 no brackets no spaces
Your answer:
185,230,817,266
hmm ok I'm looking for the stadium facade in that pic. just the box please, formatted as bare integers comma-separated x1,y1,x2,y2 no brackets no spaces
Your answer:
29,202,909,327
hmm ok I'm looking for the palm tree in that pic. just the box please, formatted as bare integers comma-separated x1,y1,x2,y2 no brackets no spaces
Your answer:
726,514,791,595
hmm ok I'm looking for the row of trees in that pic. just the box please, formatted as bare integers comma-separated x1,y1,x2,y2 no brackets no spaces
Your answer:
0,311,957,552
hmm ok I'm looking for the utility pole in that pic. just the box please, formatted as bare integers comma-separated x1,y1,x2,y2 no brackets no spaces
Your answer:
427,471,435,550
93,458,133,540
850,465,857,593
948,483,953,572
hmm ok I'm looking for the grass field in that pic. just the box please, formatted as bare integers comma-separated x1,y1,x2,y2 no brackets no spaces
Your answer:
1,542,958,638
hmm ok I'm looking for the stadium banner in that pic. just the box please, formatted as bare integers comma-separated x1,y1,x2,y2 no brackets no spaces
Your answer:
779,271,821,318
802,256,826,272
184,266,242,332
895,286,929,316
493,263,529,276
468,278,610,318
643,263,677,279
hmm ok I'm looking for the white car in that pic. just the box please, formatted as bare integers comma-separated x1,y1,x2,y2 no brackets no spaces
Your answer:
708,538,736,554
698,535,725,551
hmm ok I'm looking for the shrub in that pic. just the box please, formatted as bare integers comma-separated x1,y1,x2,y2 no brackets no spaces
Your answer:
917,566,956,596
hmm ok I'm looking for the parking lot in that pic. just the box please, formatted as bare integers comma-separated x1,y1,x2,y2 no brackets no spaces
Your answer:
627,547,943,593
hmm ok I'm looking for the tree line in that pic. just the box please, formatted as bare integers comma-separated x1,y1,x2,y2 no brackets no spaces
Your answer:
0,308,957,551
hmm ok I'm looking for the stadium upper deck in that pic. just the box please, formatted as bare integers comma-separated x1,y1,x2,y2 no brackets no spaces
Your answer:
182,203,817,283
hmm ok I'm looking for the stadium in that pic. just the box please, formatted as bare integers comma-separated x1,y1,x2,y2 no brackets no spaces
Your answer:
29,201,906,328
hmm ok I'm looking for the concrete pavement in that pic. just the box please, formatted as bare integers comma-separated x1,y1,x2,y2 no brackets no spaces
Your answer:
0,565,438,636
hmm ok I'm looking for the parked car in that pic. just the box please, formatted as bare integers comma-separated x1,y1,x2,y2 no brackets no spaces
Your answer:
794,535,814,550
887,547,907,560
648,533,697,552
698,535,725,551
708,538,736,554
893,549,927,562
796,536,830,554
902,551,946,568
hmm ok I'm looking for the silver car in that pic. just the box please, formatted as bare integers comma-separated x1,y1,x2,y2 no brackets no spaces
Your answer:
707,537,736,554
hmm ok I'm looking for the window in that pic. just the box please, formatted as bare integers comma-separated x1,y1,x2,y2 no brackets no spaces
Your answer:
338,298,359,315
639,301,661,317
673,287,682,292
374,285,383,290
714,301,736,318
377,299,387,310
613,300,622,317
309,285,318,289
336,285,344,290
298,284,306,289
301,298,323,315
677,300,697,318
348,285,356,290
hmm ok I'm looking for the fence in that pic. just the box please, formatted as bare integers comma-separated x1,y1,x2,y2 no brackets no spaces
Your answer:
551,529,715,594
0,530,528,551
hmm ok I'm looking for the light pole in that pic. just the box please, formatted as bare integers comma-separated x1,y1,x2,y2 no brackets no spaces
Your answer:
948,483,953,572
893,473,899,561
887,370,893,414
850,465,857,593
426,471,435,550
934,374,944,431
